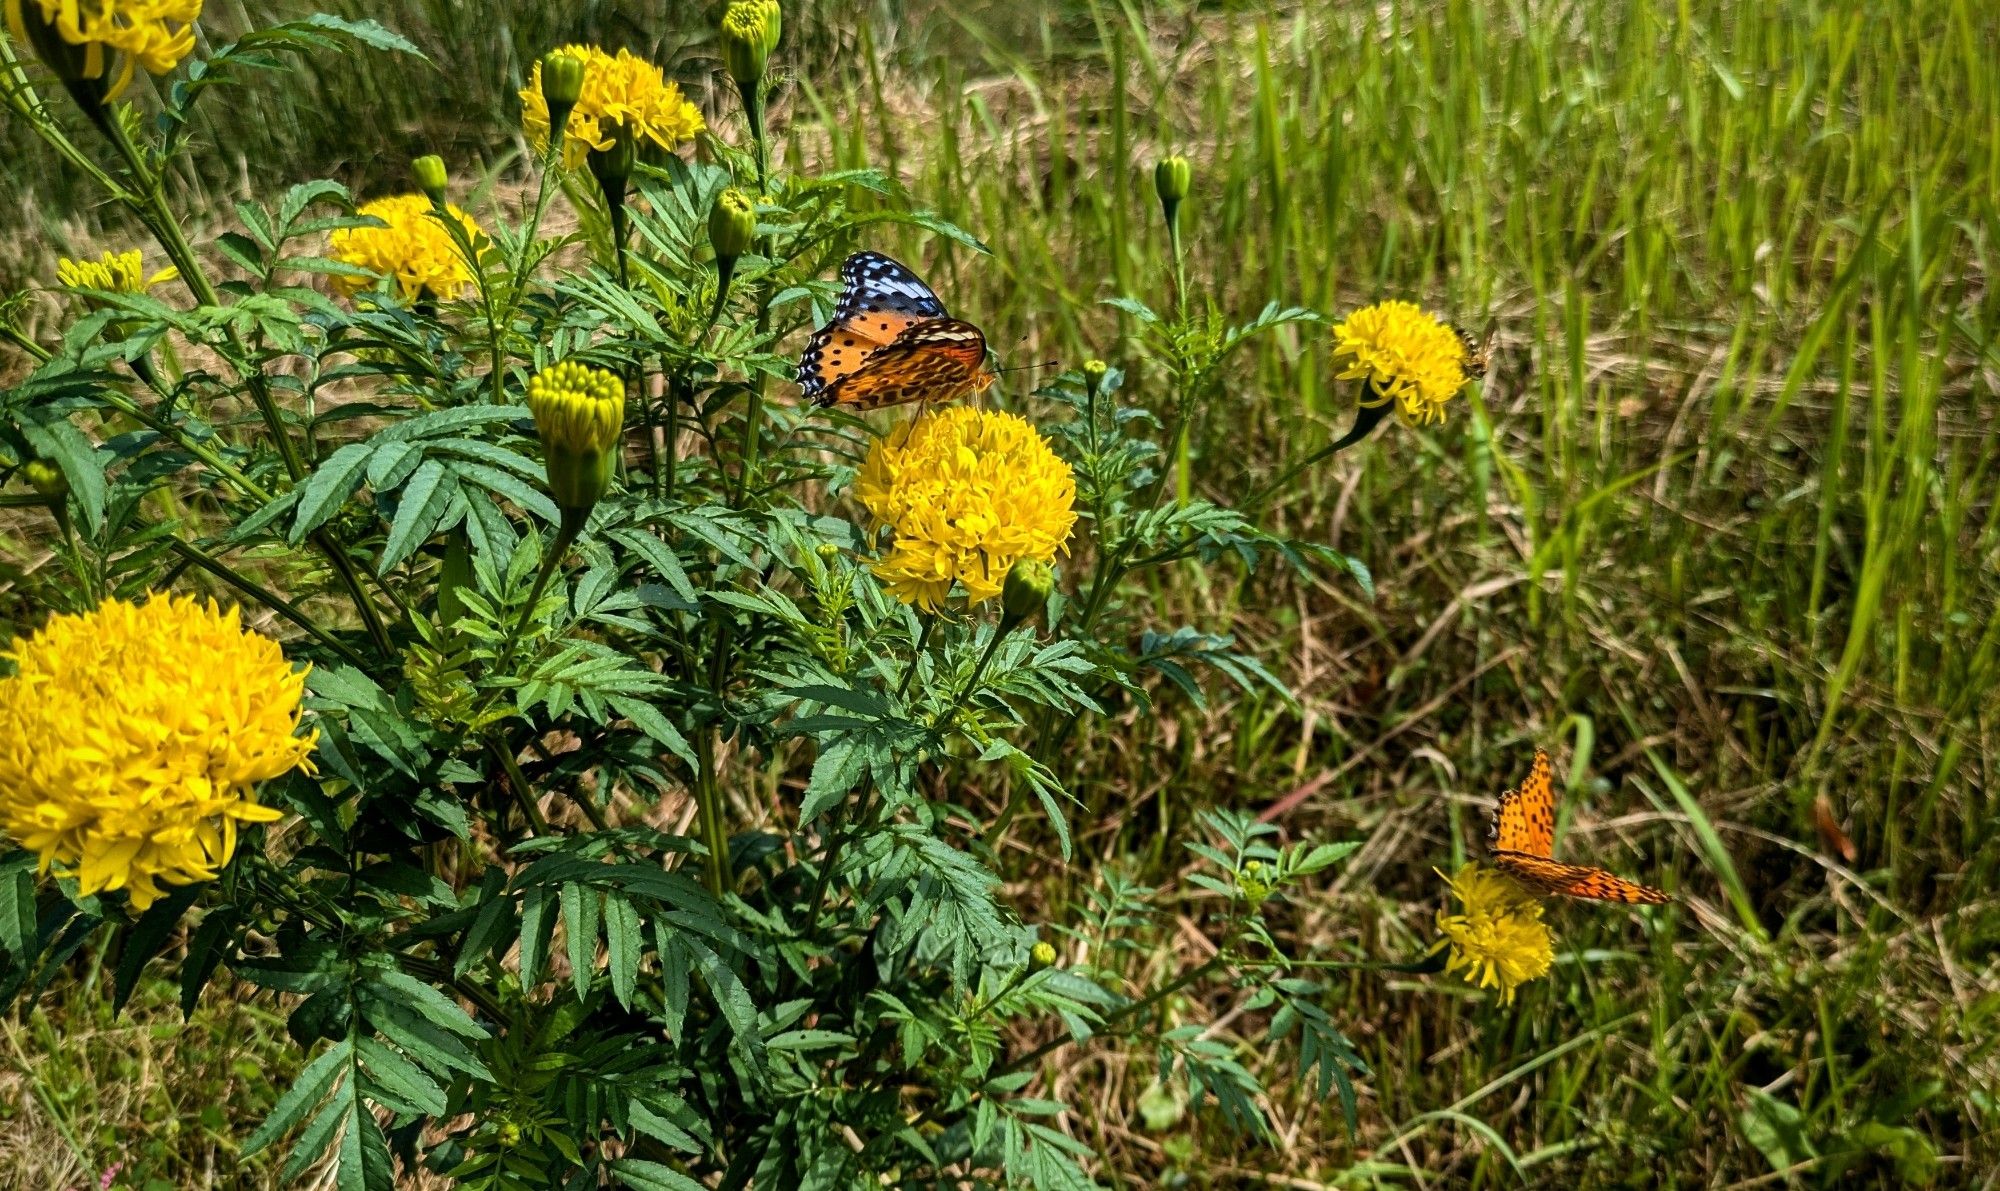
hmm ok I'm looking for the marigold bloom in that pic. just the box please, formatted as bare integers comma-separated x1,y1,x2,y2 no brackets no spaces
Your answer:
521,45,705,171
528,360,626,512
0,596,314,909
55,248,177,294
327,194,483,303
1331,300,1470,426
6,0,201,100
1429,865,1554,1005
855,408,1077,611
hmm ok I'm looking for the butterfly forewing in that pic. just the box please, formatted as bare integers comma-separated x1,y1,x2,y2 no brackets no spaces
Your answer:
797,252,991,411
1488,748,1670,905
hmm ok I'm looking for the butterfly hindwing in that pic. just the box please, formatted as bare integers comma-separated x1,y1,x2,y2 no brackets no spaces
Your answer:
819,319,992,411
1489,749,1670,905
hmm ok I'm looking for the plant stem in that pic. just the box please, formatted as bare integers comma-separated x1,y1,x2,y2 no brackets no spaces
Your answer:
693,730,731,898
165,537,375,671
487,735,550,837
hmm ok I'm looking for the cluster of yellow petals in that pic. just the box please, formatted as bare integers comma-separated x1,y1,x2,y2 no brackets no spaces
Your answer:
1429,865,1555,1005
55,247,177,293
856,408,1077,611
327,194,484,303
521,44,706,170
6,0,201,99
1331,300,1470,425
527,360,626,455
0,596,315,910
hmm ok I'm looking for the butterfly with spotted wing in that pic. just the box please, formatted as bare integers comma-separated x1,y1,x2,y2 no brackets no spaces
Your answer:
795,252,995,411
1489,750,1670,904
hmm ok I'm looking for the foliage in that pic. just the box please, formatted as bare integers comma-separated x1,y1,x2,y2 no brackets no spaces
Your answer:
0,9,1405,1189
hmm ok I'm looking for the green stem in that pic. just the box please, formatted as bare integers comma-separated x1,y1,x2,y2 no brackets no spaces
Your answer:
165,537,376,671
693,731,731,898
895,614,938,700
502,509,585,669
487,736,550,837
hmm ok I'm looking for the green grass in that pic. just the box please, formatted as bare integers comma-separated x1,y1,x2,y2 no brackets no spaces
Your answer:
5,0,1999,1185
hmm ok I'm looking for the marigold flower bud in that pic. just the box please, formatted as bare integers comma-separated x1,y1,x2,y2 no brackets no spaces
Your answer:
1030,941,1058,972
720,0,781,86
539,49,586,147
22,460,67,497
528,361,626,512
1001,559,1054,624
815,542,840,561
709,188,757,263
1082,358,1108,381
1154,154,1192,204
412,155,449,205
588,119,638,192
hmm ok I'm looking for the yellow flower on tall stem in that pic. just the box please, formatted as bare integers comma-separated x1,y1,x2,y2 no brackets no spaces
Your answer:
520,44,705,171
6,0,201,103
1429,865,1555,1005
327,194,484,304
855,408,1077,611
1331,300,1471,426
0,595,315,909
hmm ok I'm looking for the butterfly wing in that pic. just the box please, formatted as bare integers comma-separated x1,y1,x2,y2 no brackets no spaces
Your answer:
819,319,992,411
1493,852,1671,904
1490,749,1556,857
796,253,951,402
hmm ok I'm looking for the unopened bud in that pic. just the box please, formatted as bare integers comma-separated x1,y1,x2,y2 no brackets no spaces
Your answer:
1154,154,1192,230
539,51,586,149
709,188,757,263
1000,559,1054,624
23,460,67,498
1029,941,1058,972
815,542,840,561
588,120,638,194
412,155,449,205
528,361,626,512
720,0,782,87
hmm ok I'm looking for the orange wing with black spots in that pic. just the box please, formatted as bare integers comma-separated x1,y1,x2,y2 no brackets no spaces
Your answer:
1489,749,1670,905
796,252,992,410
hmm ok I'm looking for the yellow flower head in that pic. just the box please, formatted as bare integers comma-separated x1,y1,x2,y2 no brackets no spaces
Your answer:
6,0,201,100
1428,865,1554,1004
327,194,483,303
1331,300,1470,426
521,45,706,170
0,595,314,909
55,248,177,298
855,408,1078,611
528,360,626,511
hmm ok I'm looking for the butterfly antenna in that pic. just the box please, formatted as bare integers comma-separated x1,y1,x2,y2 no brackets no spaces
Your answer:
991,359,1062,374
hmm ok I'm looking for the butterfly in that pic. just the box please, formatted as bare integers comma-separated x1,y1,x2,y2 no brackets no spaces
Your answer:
1489,749,1670,904
1454,324,1493,379
794,251,995,411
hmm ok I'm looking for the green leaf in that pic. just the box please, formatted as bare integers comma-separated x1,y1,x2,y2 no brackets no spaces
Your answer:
609,696,697,768
367,968,489,1038
610,1159,705,1191
112,883,203,1012
300,13,426,58
19,414,106,533
243,1037,350,1157
356,1036,447,1116
562,881,601,1001
289,442,374,544
0,855,38,961
519,884,555,986
377,457,454,574
799,736,866,825
604,892,641,1010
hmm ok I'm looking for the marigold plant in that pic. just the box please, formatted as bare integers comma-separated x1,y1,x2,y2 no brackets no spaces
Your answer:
55,247,177,294
0,596,312,909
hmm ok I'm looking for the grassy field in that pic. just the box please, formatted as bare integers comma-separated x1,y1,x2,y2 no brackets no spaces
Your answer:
5,0,1999,1185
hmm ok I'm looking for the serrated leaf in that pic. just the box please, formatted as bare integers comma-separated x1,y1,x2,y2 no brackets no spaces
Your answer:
289,442,374,544
377,457,454,573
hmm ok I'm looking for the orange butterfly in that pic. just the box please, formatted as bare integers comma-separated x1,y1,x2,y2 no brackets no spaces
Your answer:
1489,750,1670,904
794,252,995,411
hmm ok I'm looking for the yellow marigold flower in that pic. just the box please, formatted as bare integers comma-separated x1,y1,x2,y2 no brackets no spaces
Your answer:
327,194,483,303
1428,865,1554,1005
55,248,177,294
521,45,706,171
6,0,201,100
855,408,1077,611
1331,300,1470,426
0,595,314,910
528,360,626,512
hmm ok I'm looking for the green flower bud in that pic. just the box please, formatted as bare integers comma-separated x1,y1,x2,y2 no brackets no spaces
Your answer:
528,361,626,512
412,155,449,205
815,542,841,561
1029,941,1058,972
1154,154,1192,204
1082,359,1108,381
22,460,67,498
709,188,757,263
539,50,586,148
721,0,782,86
1000,559,1055,624
1238,858,1273,906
